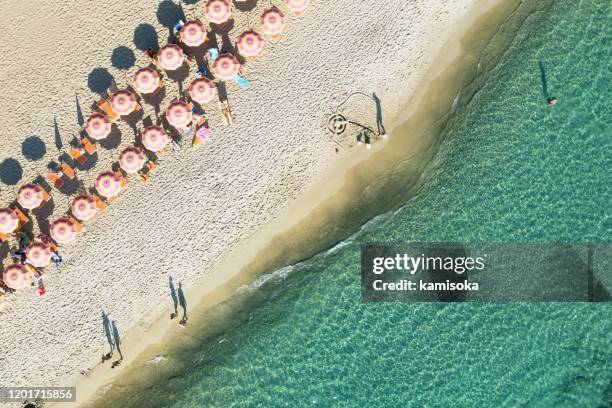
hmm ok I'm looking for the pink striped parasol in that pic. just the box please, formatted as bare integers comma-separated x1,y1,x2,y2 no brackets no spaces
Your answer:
181,20,208,47
188,77,217,104
212,53,240,81
17,184,45,210
95,172,122,198
133,67,161,94
119,146,146,174
158,44,185,71
165,100,193,128
3,264,31,290
204,0,232,25
284,0,310,14
0,208,19,233
260,7,286,37
237,30,264,58
110,90,138,116
50,218,79,244
71,195,98,221
26,241,52,268
142,126,170,152
85,112,111,140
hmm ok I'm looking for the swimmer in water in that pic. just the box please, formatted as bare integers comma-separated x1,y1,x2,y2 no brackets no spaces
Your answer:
547,97,557,106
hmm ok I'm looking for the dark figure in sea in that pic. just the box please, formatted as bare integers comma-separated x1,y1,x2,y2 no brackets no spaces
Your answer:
373,92,387,137
547,97,557,106
169,275,178,319
177,282,188,326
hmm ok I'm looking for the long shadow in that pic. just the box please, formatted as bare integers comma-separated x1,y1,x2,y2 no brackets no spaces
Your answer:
111,320,123,359
216,81,229,102
74,151,99,172
88,68,115,95
177,282,187,322
49,158,79,196
538,61,549,100
166,63,191,95
22,136,46,161
143,87,167,119
213,20,239,56
53,117,63,151
75,96,85,127
111,46,136,71
101,311,115,356
134,23,160,51
372,92,386,136
0,159,23,185
169,275,178,317
233,0,258,12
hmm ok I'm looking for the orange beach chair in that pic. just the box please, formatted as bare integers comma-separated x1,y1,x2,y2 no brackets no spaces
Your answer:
80,138,96,155
96,98,120,122
60,162,76,179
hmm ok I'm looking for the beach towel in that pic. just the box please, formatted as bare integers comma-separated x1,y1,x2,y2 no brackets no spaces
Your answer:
193,126,211,148
233,74,251,90
208,48,219,62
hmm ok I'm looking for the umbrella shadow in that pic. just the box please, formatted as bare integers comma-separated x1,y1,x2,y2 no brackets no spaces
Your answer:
538,61,549,100
233,0,258,12
157,0,187,38
216,81,229,103
22,136,47,161
111,46,136,71
47,160,79,196
0,159,23,185
99,126,122,150
134,23,160,51
88,68,115,95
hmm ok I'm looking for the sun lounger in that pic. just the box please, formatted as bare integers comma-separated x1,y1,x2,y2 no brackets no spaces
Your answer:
146,161,157,172
47,171,65,188
60,162,76,179
80,138,96,155
96,98,120,122
0,232,7,241
233,74,251,90
41,189,51,203
92,195,107,210
114,171,128,188
14,208,29,225
218,101,232,126
69,147,88,165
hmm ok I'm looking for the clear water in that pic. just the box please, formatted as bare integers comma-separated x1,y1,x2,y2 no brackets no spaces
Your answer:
98,0,611,406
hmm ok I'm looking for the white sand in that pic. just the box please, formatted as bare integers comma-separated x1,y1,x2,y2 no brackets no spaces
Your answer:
0,0,476,403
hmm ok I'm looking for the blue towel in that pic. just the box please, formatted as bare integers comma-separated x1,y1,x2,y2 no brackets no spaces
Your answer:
174,20,185,33
208,48,219,62
233,74,251,90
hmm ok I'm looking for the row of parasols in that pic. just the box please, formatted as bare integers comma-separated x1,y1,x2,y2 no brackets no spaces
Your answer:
0,0,311,300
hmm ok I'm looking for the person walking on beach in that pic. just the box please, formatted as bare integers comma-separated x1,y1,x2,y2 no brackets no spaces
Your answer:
169,275,178,319
177,282,188,326
373,92,387,138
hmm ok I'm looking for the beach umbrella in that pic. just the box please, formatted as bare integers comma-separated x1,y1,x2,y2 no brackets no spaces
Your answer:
85,112,112,140
50,218,79,244
260,7,286,37
212,54,240,81
284,0,309,15
158,44,185,71
26,241,52,268
119,146,146,174
0,208,19,234
237,30,264,59
181,20,208,47
165,100,193,128
110,90,138,116
71,195,98,222
95,172,122,198
2,264,31,290
204,0,232,25
16,184,45,210
188,78,217,104
142,126,170,152
133,67,161,94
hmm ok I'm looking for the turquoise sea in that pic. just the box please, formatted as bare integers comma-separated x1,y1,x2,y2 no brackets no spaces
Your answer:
98,0,611,406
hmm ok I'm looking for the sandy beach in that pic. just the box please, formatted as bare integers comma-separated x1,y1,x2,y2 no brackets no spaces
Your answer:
0,0,501,405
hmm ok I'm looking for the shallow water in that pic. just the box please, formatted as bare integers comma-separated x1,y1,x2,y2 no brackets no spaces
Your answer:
96,0,611,406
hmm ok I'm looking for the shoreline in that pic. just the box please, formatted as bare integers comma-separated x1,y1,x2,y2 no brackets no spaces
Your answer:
65,0,526,406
